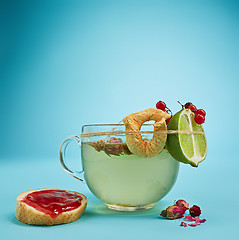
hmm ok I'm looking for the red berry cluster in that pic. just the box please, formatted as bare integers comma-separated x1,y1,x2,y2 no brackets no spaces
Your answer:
156,101,172,125
156,100,206,125
183,102,206,125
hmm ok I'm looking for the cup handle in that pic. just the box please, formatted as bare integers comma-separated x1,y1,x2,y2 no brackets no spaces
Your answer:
59,135,85,182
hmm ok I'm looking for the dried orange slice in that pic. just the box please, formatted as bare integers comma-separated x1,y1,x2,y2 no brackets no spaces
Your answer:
123,108,170,158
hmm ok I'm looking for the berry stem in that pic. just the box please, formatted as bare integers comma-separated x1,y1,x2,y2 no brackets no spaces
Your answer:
166,107,172,115
177,101,184,109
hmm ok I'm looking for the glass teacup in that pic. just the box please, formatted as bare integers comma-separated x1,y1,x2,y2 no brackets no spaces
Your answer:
60,124,179,211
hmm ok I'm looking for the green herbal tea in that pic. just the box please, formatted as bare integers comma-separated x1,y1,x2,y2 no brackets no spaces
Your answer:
81,142,179,207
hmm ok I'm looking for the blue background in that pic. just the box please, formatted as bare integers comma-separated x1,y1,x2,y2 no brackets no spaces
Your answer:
0,0,238,239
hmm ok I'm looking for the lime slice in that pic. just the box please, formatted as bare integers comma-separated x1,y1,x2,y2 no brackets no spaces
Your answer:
166,108,207,167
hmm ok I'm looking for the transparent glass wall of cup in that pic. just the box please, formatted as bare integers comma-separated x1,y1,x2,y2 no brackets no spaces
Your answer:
60,124,179,211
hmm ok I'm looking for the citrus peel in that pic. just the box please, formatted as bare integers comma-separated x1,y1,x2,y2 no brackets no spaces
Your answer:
123,108,170,158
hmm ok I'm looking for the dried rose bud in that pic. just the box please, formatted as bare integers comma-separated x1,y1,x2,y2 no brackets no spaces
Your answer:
175,200,189,209
166,205,187,220
160,210,167,217
189,205,201,217
107,138,124,149
122,145,132,155
108,137,122,144
105,137,125,156
89,140,106,152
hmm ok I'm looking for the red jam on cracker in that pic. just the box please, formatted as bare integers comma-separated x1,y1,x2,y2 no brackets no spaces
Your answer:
22,189,83,218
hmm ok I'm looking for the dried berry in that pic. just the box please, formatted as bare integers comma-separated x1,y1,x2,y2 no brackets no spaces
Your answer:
175,200,189,209
189,205,201,217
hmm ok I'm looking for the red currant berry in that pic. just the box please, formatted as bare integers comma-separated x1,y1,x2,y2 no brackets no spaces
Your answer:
194,114,205,124
188,104,197,112
196,109,206,117
184,102,192,108
156,101,166,110
166,116,172,125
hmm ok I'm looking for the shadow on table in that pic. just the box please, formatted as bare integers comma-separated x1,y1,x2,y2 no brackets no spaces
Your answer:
10,214,27,226
84,200,169,219
10,199,171,225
